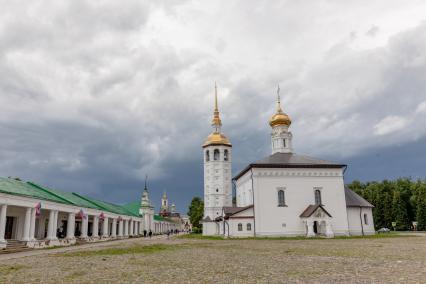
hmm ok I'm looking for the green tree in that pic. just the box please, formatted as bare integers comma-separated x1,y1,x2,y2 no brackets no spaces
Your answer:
348,180,366,196
416,183,426,231
392,190,409,230
187,197,204,232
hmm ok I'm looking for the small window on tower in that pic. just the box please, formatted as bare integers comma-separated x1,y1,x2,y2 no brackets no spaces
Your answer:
214,149,220,161
283,139,286,147
224,149,229,161
216,188,219,193
206,150,210,162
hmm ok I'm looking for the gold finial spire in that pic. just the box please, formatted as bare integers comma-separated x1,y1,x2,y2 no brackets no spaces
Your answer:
202,82,232,148
214,82,218,112
276,84,283,113
211,82,222,129
269,84,291,127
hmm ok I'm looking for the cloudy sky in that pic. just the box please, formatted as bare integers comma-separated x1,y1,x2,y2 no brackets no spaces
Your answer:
1,1,426,212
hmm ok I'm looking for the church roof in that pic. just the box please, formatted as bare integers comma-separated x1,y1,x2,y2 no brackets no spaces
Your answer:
234,152,346,180
344,187,374,208
299,204,332,218
223,205,254,217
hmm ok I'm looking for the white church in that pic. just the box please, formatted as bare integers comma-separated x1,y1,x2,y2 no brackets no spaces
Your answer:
202,85,375,238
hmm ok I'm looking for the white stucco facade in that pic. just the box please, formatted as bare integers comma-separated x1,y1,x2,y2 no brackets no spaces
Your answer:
234,167,352,237
347,207,375,235
203,145,233,219
0,178,180,250
203,88,375,238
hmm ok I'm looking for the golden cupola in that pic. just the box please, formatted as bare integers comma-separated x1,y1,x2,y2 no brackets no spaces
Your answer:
269,87,291,127
202,83,232,148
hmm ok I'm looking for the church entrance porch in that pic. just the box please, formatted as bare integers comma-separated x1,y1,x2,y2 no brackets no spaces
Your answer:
300,204,334,238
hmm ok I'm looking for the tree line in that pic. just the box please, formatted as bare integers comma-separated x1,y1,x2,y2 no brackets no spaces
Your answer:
348,178,426,231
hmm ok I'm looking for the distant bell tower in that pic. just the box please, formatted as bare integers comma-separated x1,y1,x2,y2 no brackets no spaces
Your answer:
269,85,293,154
139,175,154,231
202,83,232,235
160,192,169,216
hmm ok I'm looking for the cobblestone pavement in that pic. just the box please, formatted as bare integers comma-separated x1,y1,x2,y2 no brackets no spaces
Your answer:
0,234,425,283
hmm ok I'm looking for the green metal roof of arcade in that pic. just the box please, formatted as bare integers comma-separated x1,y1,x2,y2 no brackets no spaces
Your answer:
0,177,140,217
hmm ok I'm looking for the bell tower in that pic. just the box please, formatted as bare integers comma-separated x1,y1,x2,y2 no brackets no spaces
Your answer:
269,86,293,154
139,175,154,231
202,83,232,235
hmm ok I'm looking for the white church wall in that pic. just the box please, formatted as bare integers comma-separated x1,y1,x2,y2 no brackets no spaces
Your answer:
235,171,253,207
228,218,254,237
347,207,375,235
250,168,350,237
202,222,218,236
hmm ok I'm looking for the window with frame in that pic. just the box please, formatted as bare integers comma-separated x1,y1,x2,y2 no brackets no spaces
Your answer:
247,223,251,231
224,149,229,161
314,189,322,205
205,150,210,162
283,139,286,147
364,213,368,225
237,223,243,231
213,149,220,161
278,189,286,207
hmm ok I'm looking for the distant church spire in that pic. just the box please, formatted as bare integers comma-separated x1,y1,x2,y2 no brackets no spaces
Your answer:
211,82,222,132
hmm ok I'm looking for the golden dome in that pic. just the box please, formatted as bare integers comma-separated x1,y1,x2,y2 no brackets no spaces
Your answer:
269,85,291,127
269,111,291,127
202,132,232,148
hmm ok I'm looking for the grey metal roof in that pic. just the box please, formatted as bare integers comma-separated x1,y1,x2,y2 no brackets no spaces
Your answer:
345,187,374,208
223,205,253,217
299,204,332,218
234,152,346,180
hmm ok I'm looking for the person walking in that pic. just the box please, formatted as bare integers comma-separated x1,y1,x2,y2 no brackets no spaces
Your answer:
148,230,152,239
143,230,147,238
166,230,170,239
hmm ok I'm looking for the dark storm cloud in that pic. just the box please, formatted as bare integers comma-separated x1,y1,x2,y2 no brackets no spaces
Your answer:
0,1,426,212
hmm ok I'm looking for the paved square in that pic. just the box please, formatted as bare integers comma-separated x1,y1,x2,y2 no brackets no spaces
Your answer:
0,234,425,283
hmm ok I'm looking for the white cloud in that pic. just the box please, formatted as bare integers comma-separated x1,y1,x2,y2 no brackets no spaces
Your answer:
374,115,409,136
416,100,426,113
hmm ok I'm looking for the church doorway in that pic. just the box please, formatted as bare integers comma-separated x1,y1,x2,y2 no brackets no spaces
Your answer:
5,216,15,239
313,221,318,234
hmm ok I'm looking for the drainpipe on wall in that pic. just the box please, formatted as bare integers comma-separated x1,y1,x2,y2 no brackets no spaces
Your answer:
359,207,364,236
250,168,256,237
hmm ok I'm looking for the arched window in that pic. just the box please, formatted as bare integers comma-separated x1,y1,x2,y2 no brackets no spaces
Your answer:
364,213,368,225
278,190,285,207
283,139,286,147
205,150,210,162
247,223,252,231
224,149,229,161
213,149,220,161
237,223,243,231
314,189,322,205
